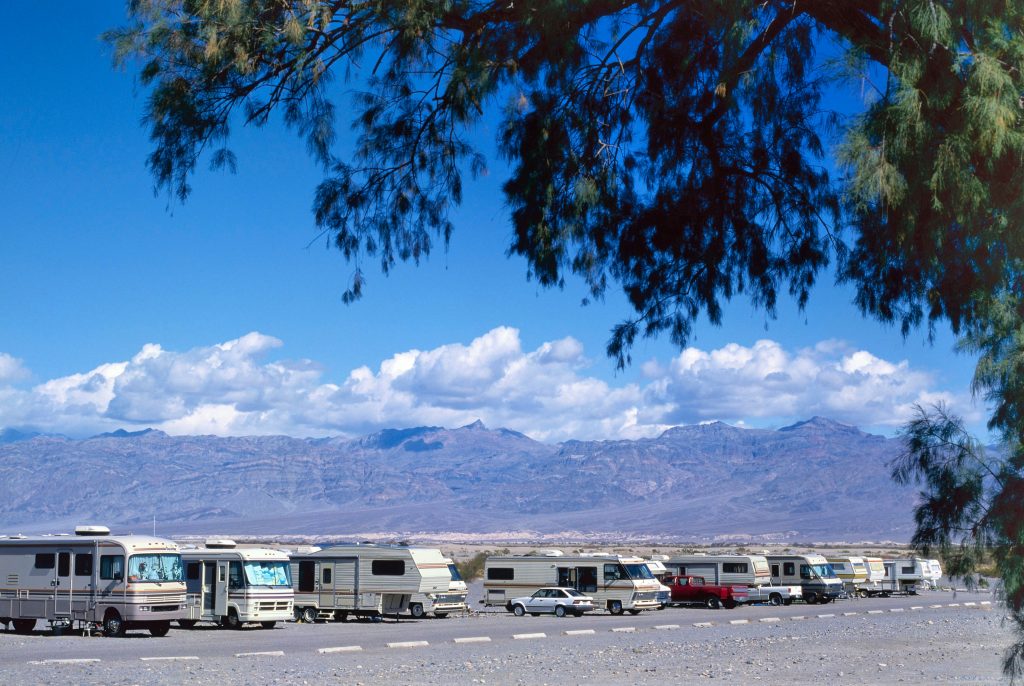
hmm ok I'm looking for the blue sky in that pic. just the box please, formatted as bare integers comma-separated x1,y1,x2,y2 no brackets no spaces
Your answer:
0,3,986,442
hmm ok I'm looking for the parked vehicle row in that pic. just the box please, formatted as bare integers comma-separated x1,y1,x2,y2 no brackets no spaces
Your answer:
0,527,943,636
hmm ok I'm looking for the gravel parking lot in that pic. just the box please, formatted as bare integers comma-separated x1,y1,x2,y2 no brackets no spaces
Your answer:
0,589,1011,685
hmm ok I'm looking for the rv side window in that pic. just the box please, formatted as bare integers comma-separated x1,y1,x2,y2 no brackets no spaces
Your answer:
100,555,124,580
722,563,748,574
603,563,628,581
57,552,71,577
799,565,812,580
229,562,244,589
901,565,914,574
783,562,795,576
75,553,93,577
771,564,780,576
298,561,316,592
372,560,405,576
186,563,200,580
35,553,55,569
578,567,598,593
322,567,332,584
487,567,514,581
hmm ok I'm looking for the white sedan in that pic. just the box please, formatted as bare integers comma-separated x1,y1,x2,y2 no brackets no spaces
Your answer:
507,587,595,617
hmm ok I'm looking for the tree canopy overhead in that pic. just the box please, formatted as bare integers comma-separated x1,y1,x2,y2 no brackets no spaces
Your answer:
108,0,1024,365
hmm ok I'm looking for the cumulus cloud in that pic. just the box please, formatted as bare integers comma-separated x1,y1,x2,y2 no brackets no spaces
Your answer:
0,330,977,441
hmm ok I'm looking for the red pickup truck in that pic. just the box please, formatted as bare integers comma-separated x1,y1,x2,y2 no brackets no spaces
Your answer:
663,575,748,609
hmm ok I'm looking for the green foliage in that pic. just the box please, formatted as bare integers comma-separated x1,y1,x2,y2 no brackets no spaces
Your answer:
454,551,488,582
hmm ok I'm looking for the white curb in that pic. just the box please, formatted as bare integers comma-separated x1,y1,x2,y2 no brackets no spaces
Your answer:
611,627,636,633
843,612,858,616
789,615,807,620
867,610,884,615
453,637,491,644
318,646,362,654
28,659,101,665
759,617,781,623
729,619,750,625
692,622,714,628
140,656,199,662
513,633,546,640
890,608,905,613
655,624,680,630
910,606,923,610
388,641,429,649
930,604,943,609
981,601,993,606
817,613,835,618
563,629,595,636
947,603,960,607
964,602,977,607
235,651,284,658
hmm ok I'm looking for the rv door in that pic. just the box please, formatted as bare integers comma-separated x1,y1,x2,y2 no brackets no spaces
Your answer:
214,561,229,616
53,550,73,616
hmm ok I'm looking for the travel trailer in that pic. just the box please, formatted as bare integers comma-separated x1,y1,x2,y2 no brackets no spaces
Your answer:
766,553,844,603
663,554,772,586
826,556,870,595
483,551,662,615
0,525,185,636
645,556,671,608
179,540,293,629
408,558,467,618
289,543,452,622
924,559,943,588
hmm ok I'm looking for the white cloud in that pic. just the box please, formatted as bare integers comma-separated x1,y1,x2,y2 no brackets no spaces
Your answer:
0,353,29,384
0,330,977,441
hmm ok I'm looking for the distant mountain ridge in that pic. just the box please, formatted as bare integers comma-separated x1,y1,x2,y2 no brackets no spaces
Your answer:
0,418,917,541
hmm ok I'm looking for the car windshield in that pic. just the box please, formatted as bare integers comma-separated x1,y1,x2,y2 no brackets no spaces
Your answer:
243,561,291,587
448,563,462,581
623,564,654,580
128,554,183,582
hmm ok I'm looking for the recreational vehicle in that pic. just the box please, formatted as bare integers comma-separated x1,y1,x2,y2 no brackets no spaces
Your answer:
289,543,451,622
882,558,933,593
483,551,662,615
766,553,844,603
408,558,467,618
924,559,943,588
663,554,772,586
826,556,870,595
179,540,293,629
645,556,671,608
0,525,185,636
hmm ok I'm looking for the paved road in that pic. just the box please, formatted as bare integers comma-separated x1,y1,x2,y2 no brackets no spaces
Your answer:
0,587,993,664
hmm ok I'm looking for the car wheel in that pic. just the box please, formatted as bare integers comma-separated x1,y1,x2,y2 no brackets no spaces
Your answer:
705,596,721,610
513,604,526,617
804,592,818,605
301,607,318,624
410,603,425,618
768,594,782,606
554,605,567,618
149,622,171,637
103,610,125,637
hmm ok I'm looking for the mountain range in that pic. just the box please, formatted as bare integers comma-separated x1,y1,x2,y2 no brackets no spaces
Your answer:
0,417,919,542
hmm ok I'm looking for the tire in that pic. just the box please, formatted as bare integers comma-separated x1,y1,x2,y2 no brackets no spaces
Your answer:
301,607,318,624
628,608,642,615
554,605,567,618
858,589,869,599
433,612,448,619
722,599,737,610
705,596,721,610
12,618,35,634
513,604,526,617
222,608,242,629
261,621,277,629
804,592,818,605
149,622,170,637
103,611,125,637
608,600,624,616
819,597,832,604
177,619,198,629
410,603,425,618
782,598,793,606
768,594,782,606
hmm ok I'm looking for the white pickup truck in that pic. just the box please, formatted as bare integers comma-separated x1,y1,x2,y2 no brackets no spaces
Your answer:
741,584,803,606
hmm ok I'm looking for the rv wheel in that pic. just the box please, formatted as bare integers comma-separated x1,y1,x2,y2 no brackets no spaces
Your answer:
222,609,242,629
177,619,197,629
858,589,868,598
608,600,624,615
628,608,643,614
410,603,425,618
12,618,35,634
768,594,782,606
261,621,277,629
803,592,818,605
102,611,125,637
149,622,170,637
300,607,318,624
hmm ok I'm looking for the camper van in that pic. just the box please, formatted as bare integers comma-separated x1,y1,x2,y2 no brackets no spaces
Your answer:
483,551,662,615
408,558,467,618
0,525,185,636
663,554,772,586
766,553,844,603
289,543,452,622
826,556,870,596
179,540,293,629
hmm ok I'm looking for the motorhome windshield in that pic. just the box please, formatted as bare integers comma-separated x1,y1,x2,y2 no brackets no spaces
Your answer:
624,564,654,580
128,554,183,582
243,561,291,587
448,563,462,581
812,563,837,579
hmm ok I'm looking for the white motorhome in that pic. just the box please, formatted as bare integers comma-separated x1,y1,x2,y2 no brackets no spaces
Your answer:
179,540,293,629
408,558,467,618
826,556,870,596
645,556,671,608
766,553,844,603
0,525,185,636
483,551,662,615
289,543,451,622
663,554,772,586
